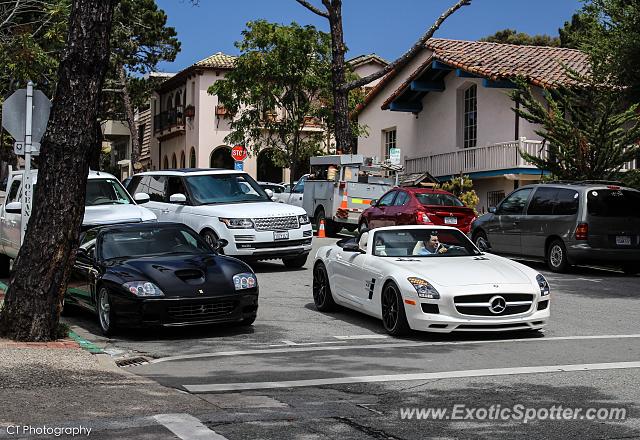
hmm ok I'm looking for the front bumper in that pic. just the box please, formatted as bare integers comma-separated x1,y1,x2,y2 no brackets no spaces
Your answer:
403,286,550,333
112,291,259,328
218,225,313,259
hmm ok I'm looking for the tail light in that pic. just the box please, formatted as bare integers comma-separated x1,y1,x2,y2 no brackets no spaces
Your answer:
575,223,588,240
416,210,432,224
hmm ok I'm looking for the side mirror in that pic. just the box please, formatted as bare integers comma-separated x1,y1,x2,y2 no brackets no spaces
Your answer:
169,193,187,204
370,199,377,207
4,201,21,214
134,192,150,204
264,188,274,199
342,241,365,253
215,238,229,252
488,206,497,214
76,247,93,262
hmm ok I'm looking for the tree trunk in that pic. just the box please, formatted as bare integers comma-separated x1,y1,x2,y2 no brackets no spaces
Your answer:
119,66,141,174
326,0,351,154
0,0,116,341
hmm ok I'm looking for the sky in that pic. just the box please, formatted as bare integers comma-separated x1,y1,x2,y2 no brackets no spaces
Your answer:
155,0,583,72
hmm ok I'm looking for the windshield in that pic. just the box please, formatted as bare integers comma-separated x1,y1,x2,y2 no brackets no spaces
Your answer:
99,226,211,260
372,228,481,257
587,189,640,218
415,192,464,207
85,179,133,206
185,173,270,204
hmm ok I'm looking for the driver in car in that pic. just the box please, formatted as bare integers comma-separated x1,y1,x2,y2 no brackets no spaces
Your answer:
413,232,448,255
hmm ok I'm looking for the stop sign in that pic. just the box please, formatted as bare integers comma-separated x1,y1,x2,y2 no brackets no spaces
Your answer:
231,145,248,161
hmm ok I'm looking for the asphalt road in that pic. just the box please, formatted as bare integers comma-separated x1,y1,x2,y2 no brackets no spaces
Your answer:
60,237,640,439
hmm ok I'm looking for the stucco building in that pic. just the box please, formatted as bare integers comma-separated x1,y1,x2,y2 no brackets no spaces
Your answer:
355,39,618,212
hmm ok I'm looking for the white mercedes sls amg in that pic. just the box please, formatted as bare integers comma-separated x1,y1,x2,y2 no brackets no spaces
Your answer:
312,226,550,335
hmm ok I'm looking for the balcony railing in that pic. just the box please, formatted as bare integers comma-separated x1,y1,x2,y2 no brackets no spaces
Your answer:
405,138,638,177
154,106,184,132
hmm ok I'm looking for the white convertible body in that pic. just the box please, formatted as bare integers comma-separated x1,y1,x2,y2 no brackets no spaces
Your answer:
313,226,550,334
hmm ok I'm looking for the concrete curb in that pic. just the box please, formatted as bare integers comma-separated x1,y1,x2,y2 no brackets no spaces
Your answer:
67,330,104,354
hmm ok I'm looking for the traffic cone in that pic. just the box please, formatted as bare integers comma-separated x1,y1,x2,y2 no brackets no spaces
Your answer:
318,219,326,238
340,190,348,210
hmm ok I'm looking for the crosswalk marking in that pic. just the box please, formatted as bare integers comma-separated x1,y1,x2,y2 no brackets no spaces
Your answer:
154,413,228,440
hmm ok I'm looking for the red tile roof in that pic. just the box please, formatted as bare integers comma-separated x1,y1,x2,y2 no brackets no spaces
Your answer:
355,38,590,114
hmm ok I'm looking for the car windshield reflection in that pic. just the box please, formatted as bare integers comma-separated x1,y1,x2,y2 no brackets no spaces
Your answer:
99,226,211,260
372,228,481,257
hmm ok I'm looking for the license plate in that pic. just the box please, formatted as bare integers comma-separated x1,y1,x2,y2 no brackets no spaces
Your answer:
444,216,458,225
616,235,631,246
274,231,289,241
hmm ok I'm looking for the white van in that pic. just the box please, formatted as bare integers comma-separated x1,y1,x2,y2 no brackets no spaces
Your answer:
0,170,156,274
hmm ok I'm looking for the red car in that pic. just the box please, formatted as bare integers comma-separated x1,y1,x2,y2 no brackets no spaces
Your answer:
359,187,476,234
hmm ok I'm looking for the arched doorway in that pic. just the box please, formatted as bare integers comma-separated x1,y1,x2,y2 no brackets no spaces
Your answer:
180,151,186,168
210,146,234,169
257,149,283,183
171,153,177,169
189,147,196,168
163,155,169,169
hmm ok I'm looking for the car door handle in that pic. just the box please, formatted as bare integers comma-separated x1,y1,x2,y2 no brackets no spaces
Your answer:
161,209,170,213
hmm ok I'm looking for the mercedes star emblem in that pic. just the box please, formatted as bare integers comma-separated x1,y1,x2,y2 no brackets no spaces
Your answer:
489,295,507,314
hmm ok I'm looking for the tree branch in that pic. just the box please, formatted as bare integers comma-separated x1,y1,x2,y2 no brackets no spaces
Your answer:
343,0,471,91
295,0,329,18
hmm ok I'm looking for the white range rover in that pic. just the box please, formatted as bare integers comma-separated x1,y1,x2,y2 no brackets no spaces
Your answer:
127,169,313,267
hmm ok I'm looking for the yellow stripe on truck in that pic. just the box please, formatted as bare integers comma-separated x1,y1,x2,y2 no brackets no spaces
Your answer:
350,198,371,205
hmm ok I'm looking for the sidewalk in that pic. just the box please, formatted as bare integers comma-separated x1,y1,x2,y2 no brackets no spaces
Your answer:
0,341,214,436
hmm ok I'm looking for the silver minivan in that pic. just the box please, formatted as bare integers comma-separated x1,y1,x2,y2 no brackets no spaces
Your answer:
471,182,640,273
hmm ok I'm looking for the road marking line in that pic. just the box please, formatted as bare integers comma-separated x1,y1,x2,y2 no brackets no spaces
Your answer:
334,335,389,340
281,340,299,346
149,333,640,364
154,413,227,440
269,341,344,347
183,361,640,393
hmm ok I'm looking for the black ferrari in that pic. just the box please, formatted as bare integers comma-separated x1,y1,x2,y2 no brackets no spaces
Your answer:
66,222,259,335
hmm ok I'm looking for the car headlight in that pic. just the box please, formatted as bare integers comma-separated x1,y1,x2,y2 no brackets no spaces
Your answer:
123,281,164,297
536,274,550,296
233,272,257,290
220,218,254,229
407,277,440,299
298,214,310,225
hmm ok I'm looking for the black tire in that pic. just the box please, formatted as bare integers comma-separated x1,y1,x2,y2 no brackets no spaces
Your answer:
313,262,337,312
344,224,357,233
546,239,570,273
315,208,338,237
621,263,639,276
472,230,490,252
97,287,117,336
201,229,223,254
381,281,411,336
0,253,11,278
283,254,308,269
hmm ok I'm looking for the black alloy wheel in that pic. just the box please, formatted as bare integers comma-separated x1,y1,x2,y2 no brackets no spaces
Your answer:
312,263,336,312
381,282,410,336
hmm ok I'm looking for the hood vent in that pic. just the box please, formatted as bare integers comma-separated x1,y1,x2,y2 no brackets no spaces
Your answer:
175,269,205,285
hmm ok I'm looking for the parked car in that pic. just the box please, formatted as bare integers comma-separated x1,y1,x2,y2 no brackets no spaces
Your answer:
258,182,285,202
312,225,550,335
66,222,259,335
0,170,156,276
126,169,313,268
277,174,310,208
471,182,640,273
359,187,476,234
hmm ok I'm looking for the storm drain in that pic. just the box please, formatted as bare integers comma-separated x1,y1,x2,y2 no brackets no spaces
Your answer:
115,356,150,368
